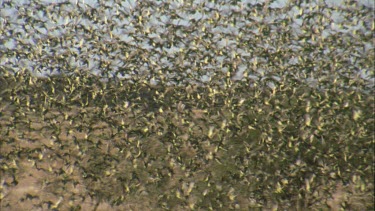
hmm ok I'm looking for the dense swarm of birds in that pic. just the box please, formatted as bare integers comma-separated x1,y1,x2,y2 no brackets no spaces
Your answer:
0,0,374,210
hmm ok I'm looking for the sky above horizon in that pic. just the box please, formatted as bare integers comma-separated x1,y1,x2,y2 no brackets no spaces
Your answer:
1,0,373,90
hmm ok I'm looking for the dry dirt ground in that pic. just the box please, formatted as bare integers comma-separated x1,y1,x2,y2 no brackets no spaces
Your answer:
0,105,156,211
1,102,372,210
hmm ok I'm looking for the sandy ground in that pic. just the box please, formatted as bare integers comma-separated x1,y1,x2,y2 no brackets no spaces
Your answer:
0,104,154,211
